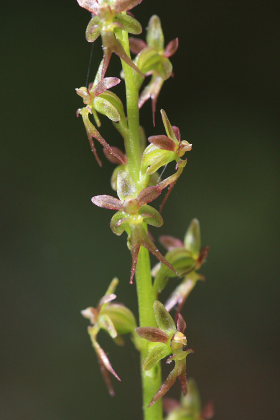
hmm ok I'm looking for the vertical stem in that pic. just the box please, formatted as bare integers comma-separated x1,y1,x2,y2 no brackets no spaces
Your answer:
116,30,142,184
136,247,163,420
117,29,163,420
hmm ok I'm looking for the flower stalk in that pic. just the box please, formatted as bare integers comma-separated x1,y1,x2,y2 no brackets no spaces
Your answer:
76,2,212,420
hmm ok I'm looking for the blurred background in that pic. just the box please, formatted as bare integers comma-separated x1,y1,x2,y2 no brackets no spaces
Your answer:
1,0,279,419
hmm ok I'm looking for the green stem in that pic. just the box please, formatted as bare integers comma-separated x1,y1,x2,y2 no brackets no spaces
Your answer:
117,29,163,420
116,29,142,185
136,246,163,420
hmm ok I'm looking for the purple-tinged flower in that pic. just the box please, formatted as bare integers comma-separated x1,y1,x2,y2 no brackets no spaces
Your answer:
82,278,136,395
130,15,179,123
91,187,177,283
77,0,143,77
142,110,192,175
141,110,191,210
152,219,209,312
76,60,127,166
136,301,193,405
77,0,143,15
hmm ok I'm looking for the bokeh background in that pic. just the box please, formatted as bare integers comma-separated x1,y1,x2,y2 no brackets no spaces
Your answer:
1,1,279,419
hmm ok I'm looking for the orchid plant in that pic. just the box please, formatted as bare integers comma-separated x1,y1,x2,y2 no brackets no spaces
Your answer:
76,1,212,419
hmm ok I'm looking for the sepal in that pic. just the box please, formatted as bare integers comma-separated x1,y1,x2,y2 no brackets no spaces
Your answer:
165,38,179,58
138,205,163,227
142,143,176,175
114,13,142,34
93,96,121,122
113,0,143,14
136,327,169,343
86,16,101,42
98,91,126,121
150,351,193,406
110,211,129,236
143,343,170,370
135,47,162,74
141,110,191,176
105,303,136,335
89,332,121,396
146,15,165,52
184,218,201,259
153,300,175,333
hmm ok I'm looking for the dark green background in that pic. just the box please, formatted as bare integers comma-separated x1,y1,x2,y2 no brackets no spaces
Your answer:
1,1,279,419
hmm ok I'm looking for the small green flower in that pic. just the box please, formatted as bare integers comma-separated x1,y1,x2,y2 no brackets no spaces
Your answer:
153,219,209,311
136,301,193,406
76,60,127,166
130,15,179,123
76,60,122,127
81,278,136,395
91,188,177,283
142,109,192,175
77,0,143,76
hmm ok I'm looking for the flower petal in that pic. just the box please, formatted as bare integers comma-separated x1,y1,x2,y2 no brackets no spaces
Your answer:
159,235,184,251
146,15,165,52
77,0,99,14
94,77,121,97
103,146,127,165
176,313,187,334
160,109,178,143
114,14,142,35
99,293,117,306
165,38,179,58
148,135,176,151
138,205,163,227
136,327,169,343
184,218,201,259
150,364,178,406
143,343,170,370
129,37,147,54
113,0,143,14
137,185,162,206
153,301,175,333
91,194,123,210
